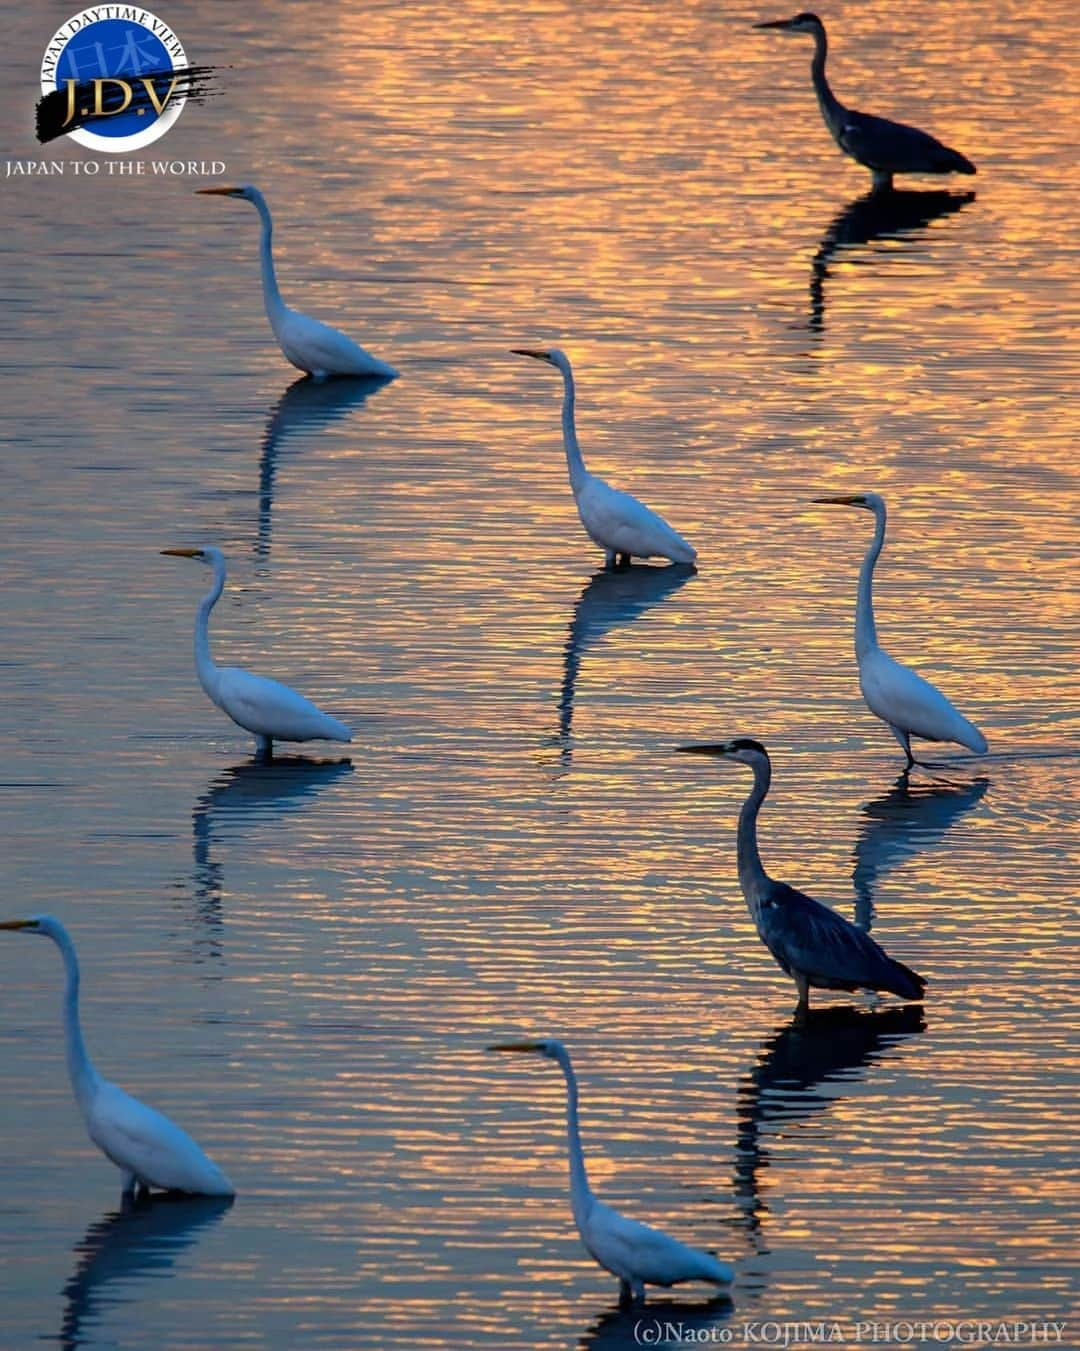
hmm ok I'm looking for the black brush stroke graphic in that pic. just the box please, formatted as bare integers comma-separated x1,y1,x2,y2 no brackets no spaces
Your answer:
36,65,222,145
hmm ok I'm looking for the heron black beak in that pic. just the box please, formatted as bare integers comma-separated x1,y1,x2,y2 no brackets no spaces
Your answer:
487,1041,543,1053
675,743,733,757
160,548,205,558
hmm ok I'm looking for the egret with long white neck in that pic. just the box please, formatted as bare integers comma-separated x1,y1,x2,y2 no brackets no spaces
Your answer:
162,546,352,759
488,1039,732,1304
677,739,926,1011
754,14,976,192
813,493,987,767
0,915,234,1197
512,349,697,569
196,185,397,380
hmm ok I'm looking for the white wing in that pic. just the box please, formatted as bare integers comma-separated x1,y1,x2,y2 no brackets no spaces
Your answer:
581,1197,732,1288
276,309,395,379
86,1081,234,1195
860,647,987,752
576,476,696,563
215,665,351,743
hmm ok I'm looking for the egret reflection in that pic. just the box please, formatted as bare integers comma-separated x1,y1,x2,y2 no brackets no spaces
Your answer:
853,773,990,930
190,757,354,951
809,190,974,332
579,1295,733,1350
60,1193,233,1350
257,374,392,557
734,1005,925,1246
557,563,695,765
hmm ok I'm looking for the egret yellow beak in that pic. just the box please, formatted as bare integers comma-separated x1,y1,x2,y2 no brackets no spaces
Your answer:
160,548,204,558
510,349,550,361
196,186,241,196
487,1041,543,1052
813,494,865,505
0,919,32,930
675,743,733,757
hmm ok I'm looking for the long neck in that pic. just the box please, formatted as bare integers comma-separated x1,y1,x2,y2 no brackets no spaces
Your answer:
194,560,226,699
252,192,288,328
810,25,845,132
555,360,589,494
555,1047,592,1225
855,505,885,659
737,757,772,910
51,927,101,1111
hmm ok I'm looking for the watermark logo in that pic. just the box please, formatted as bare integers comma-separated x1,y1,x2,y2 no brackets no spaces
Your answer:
38,7,215,151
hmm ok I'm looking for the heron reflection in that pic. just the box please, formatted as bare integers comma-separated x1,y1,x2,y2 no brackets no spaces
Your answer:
256,374,392,558
557,563,695,764
734,1005,925,1246
60,1193,233,1350
578,1294,733,1349
809,189,974,332
852,773,990,931
190,756,354,953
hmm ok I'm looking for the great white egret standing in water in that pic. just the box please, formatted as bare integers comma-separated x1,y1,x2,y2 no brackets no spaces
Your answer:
0,916,234,1197
512,349,697,569
813,493,988,767
488,1038,733,1304
196,185,397,380
676,740,926,1011
162,546,352,759
754,13,976,193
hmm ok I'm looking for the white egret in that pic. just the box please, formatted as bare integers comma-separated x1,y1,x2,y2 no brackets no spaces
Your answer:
196,185,397,380
162,546,352,758
814,493,988,766
512,349,697,569
0,915,234,1198
677,740,926,1011
488,1038,733,1304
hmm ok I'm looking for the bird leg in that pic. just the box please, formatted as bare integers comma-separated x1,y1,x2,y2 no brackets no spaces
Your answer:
794,971,811,1012
121,1169,137,1197
604,549,617,570
616,553,632,570
870,169,894,193
618,1278,633,1308
254,734,274,762
889,724,916,769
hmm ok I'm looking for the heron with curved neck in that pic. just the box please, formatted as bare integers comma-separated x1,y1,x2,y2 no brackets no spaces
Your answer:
162,545,352,759
488,1038,732,1304
0,915,234,1197
813,493,987,767
512,348,697,570
677,739,926,1011
754,13,976,192
196,185,397,380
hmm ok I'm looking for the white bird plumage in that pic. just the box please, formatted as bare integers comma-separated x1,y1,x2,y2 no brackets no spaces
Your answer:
0,915,234,1198
814,493,987,767
489,1038,733,1305
512,348,697,569
196,184,397,381
162,545,352,758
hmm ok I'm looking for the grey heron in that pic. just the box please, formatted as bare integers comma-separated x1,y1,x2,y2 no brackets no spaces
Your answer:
676,739,926,1011
753,13,976,192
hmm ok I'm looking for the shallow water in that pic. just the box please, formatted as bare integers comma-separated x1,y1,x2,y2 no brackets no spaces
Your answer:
0,1,1077,1348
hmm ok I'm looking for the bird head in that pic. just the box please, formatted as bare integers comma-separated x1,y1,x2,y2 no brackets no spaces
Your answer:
196,184,259,203
487,1038,565,1061
511,348,566,369
676,737,771,767
812,492,884,514
161,546,224,569
0,915,54,938
753,12,824,35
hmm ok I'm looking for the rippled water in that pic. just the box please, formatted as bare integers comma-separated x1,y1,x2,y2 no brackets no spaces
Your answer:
1,1,1076,1348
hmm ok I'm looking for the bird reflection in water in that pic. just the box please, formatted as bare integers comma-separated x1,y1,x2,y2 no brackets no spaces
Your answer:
60,1192,233,1350
809,190,974,333
734,1005,925,1249
578,1294,733,1350
852,772,990,931
555,563,695,769
188,757,354,958
256,373,393,558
